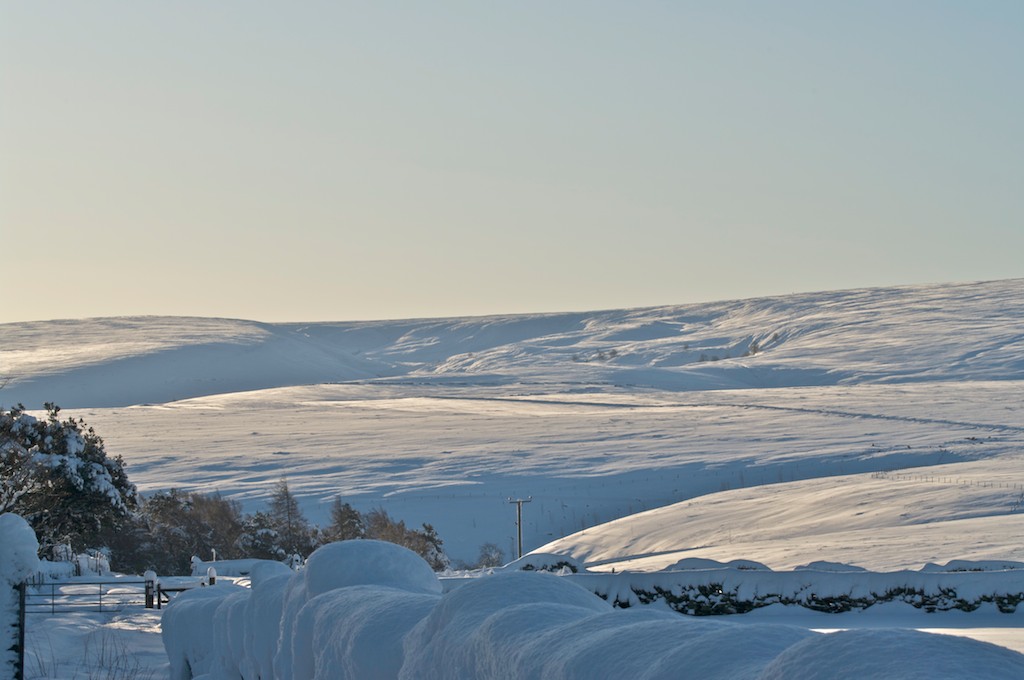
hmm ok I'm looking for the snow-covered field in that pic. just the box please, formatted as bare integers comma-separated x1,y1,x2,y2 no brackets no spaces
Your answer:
3,278,1024,673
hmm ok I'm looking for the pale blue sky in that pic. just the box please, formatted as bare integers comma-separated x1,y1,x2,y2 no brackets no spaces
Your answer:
2,2,1022,323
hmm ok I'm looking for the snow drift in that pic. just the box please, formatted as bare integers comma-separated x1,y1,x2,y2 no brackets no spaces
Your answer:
1,514,39,678
162,541,1024,679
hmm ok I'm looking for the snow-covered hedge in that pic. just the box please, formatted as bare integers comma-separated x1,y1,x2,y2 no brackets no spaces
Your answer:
497,556,1024,615
568,565,1024,615
162,542,1024,679
1,514,40,678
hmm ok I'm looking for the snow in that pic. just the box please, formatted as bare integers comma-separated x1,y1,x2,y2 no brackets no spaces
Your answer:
1,514,40,676
401,572,611,678
305,586,438,679
760,628,1024,679
189,557,292,578
157,552,1024,678
23,608,168,679
0,514,40,585
4,279,1024,675
245,570,292,680
162,582,247,679
281,541,441,679
302,540,442,597
5,280,1023,410
159,541,448,679
553,563,1024,616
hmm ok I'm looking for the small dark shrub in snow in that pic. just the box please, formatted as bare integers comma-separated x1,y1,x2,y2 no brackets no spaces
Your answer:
520,561,579,574
506,553,582,573
475,542,505,568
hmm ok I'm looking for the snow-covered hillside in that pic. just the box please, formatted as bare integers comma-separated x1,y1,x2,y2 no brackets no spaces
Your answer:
4,279,1022,409
1,279,1022,567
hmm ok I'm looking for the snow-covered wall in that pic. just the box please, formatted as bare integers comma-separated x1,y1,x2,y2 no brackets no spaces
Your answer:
1,514,40,680
162,541,1024,679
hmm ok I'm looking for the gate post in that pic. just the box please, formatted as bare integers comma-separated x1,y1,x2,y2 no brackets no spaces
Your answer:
11,582,26,680
144,571,158,609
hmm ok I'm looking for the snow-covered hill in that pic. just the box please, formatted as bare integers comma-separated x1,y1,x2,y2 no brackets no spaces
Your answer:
3,279,1022,409
1,279,1022,567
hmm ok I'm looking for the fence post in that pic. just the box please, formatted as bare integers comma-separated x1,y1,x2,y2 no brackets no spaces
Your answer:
14,582,26,680
144,571,158,609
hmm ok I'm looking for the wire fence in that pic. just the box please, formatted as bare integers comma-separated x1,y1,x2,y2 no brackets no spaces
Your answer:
22,580,149,615
871,470,1024,513
871,470,1024,490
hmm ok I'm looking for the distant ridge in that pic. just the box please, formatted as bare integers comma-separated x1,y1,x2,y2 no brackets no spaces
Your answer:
2,279,1022,409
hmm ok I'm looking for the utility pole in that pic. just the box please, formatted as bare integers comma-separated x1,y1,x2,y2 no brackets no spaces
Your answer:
508,497,532,559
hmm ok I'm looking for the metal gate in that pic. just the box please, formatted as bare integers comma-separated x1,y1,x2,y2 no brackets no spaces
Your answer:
22,580,149,615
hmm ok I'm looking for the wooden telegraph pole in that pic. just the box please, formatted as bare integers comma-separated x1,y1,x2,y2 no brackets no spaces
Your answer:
508,497,532,559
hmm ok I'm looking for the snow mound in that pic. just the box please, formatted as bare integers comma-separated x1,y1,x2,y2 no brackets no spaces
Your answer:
162,560,1024,678
920,560,1024,573
0,513,40,585
300,585,439,680
400,572,611,678
760,628,1024,679
304,540,442,597
644,623,817,679
161,583,247,680
244,571,294,680
665,557,771,571
277,540,442,679
400,571,821,679
190,557,291,578
1,514,40,677
793,561,868,572
248,559,295,587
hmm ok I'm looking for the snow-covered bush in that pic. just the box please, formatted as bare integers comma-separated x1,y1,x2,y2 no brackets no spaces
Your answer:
0,404,137,555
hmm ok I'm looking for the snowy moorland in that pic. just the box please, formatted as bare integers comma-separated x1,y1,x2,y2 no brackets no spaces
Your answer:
3,279,1024,675
2,279,1021,570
